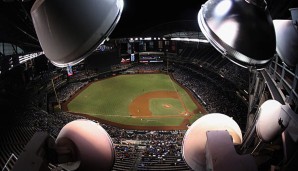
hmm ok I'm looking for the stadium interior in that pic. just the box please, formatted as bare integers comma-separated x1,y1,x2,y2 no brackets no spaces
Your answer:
0,0,298,171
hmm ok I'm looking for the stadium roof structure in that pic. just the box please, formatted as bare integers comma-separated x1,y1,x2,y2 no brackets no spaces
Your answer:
140,20,208,40
112,20,203,39
0,1,38,50
0,0,297,52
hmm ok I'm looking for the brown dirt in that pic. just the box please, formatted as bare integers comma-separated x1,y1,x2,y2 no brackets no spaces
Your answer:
61,74,208,130
129,91,187,117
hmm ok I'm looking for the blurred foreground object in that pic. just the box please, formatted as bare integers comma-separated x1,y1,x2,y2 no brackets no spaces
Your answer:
31,0,124,67
273,8,298,68
13,119,115,171
198,0,276,69
182,113,256,171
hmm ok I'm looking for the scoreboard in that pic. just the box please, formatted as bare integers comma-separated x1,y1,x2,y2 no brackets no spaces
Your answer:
139,52,164,63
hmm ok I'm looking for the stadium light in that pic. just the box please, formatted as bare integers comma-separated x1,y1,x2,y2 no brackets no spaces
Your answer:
31,0,124,68
273,8,298,68
197,0,276,69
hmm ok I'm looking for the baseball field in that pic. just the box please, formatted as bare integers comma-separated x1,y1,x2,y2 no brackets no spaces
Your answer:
63,73,206,130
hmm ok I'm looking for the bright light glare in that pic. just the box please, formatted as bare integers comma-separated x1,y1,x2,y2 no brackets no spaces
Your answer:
171,38,209,43
116,0,124,11
214,0,232,17
216,19,239,46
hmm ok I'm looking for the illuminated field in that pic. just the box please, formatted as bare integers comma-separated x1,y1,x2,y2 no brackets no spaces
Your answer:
66,74,205,129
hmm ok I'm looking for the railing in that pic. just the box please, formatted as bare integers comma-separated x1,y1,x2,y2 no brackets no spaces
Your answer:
267,55,298,112
2,153,18,171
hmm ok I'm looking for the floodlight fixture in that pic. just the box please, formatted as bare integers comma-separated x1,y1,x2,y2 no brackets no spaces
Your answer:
273,8,298,68
198,0,276,69
31,0,124,67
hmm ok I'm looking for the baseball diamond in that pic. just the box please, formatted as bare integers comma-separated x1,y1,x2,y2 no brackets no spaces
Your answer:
62,73,206,130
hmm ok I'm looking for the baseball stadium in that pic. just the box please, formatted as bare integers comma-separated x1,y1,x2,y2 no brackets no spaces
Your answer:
1,1,298,171
62,73,205,130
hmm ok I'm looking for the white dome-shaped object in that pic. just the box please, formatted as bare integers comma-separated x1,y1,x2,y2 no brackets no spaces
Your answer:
198,0,276,69
256,100,290,142
56,119,115,171
273,19,298,68
182,113,242,171
31,0,124,67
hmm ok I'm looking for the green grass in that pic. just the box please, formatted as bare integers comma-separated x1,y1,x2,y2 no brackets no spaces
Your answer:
67,74,202,127
189,113,204,123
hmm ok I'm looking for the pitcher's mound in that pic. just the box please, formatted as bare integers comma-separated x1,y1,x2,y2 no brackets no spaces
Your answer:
163,104,172,108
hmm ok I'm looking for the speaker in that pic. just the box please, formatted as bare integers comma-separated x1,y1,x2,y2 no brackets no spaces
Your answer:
31,0,124,67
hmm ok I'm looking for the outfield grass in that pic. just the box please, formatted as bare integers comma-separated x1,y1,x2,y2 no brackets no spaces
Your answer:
67,74,202,127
